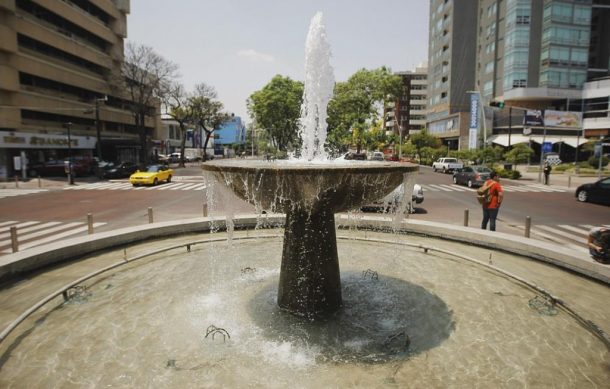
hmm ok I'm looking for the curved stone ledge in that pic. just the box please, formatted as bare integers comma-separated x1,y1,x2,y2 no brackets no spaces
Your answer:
1,214,608,285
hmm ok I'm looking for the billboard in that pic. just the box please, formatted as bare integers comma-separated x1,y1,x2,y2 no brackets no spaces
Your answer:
468,93,479,149
523,110,544,127
543,110,582,128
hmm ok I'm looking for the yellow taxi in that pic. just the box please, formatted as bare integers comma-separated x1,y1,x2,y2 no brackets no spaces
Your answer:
129,164,173,186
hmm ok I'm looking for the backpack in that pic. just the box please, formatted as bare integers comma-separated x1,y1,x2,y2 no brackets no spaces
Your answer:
476,181,492,205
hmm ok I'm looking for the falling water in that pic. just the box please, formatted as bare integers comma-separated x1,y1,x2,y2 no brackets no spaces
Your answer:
299,12,335,161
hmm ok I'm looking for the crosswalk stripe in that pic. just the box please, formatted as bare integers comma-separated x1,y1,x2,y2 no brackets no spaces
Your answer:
443,184,467,191
156,183,181,190
503,185,529,192
189,183,207,190
536,225,587,244
428,184,454,192
526,184,566,192
169,183,191,190
0,221,62,239
1,221,40,231
521,227,589,253
0,221,18,228
1,222,106,253
178,183,202,190
558,225,590,236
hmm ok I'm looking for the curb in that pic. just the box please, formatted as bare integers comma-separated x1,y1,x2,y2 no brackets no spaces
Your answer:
1,214,607,285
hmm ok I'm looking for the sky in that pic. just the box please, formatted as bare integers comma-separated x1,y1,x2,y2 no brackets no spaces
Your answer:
127,0,430,123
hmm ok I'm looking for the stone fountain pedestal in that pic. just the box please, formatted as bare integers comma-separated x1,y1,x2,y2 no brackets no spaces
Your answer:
203,160,418,318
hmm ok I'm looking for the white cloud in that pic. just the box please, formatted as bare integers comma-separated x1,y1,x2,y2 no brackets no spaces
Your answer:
237,49,275,62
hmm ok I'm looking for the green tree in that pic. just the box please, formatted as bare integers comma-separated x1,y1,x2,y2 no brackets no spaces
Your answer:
327,67,402,153
504,143,534,165
247,75,304,152
409,129,440,162
163,83,195,167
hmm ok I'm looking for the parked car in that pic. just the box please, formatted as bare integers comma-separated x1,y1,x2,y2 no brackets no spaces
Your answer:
335,152,367,161
575,177,610,205
371,151,384,161
169,152,182,163
432,157,463,173
102,162,139,179
361,183,424,213
129,165,174,186
28,159,90,177
452,165,492,188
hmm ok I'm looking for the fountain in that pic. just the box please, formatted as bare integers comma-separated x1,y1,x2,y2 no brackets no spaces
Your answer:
203,12,417,317
0,12,608,388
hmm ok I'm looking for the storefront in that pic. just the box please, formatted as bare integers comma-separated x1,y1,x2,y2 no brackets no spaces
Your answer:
0,131,97,180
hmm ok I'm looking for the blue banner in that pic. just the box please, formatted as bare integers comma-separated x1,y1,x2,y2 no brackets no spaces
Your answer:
469,93,479,149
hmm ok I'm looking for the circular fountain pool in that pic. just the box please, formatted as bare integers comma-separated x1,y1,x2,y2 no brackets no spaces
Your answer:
1,230,608,388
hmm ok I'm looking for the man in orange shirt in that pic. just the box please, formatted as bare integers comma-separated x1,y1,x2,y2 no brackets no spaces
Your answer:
481,170,504,231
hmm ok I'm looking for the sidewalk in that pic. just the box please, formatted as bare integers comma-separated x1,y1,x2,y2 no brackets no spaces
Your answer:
512,165,603,190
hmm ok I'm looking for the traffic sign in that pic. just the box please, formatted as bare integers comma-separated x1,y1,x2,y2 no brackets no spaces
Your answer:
542,142,552,153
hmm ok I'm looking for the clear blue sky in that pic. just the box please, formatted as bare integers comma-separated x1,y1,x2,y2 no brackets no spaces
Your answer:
127,0,429,123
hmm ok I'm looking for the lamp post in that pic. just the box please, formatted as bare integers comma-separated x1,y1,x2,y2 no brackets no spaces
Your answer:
396,118,404,160
64,122,74,185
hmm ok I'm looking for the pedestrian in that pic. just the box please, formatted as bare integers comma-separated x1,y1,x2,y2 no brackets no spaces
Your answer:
543,162,552,185
480,170,504,232
588,227,610,264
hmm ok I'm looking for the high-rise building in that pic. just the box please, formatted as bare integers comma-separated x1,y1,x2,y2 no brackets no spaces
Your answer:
0,0,158,180
384,64,428,139
426,0,478,150
428,0,610,155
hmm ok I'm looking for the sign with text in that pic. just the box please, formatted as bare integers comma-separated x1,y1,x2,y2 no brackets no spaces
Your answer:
468,93,479,149
0,131,96,149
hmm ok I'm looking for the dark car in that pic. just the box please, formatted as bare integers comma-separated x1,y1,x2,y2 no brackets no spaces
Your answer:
575,177,610,205
28,159,90,177
102,162,139,179
452,166,492,188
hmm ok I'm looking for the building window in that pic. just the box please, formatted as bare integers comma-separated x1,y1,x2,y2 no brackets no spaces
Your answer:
484,61,494,74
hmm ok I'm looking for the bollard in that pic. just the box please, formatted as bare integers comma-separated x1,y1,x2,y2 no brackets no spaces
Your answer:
38,175,42,188
567,175,571,188
87,213,93,234
148,207,153,223
14,175,18,188
525,216,531,238
203,203,208,217
463,209,469,227
10,226,18,253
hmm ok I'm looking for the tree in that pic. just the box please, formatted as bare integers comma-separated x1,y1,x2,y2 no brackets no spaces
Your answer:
409,129,440,162
327,67,402,153
163,83,195,167
120,42,179,164
247,75,304,152
190,83,230,161
504,143,534,165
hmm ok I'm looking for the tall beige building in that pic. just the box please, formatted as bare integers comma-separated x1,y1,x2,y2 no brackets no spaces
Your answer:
0,0,156,180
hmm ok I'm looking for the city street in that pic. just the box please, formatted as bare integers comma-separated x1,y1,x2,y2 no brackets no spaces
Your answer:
0,163,608,256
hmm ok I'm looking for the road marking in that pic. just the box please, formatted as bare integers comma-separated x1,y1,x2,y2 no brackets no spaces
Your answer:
169,183,191,190
443,184,467,191
558,225,590,236
0,222,106,254
427,184,454,192
0,221,18,228
535,225,587,245
0,221,62,239
526,184,566,192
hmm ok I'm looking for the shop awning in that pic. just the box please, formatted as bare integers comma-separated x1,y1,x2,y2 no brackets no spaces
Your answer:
488,134,583,148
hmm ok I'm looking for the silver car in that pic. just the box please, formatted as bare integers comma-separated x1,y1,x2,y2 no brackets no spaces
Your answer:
361,183,424,214
452,165,492,188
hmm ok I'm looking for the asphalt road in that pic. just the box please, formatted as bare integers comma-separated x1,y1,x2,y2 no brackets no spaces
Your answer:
0,163,608,254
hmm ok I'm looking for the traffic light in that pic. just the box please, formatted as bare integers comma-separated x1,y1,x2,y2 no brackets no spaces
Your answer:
490,100,505,108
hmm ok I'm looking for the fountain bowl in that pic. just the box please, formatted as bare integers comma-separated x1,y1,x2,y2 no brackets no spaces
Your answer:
202,159,418,213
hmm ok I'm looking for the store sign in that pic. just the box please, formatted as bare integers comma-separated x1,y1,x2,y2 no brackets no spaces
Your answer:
0,131,96,149
543,110,582,128
523,110,544,127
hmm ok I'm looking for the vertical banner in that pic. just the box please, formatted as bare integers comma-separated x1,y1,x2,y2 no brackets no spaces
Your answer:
468,93,479,149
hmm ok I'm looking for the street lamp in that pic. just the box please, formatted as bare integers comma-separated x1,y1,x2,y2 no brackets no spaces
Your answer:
63,122,75,185
94,96,107,161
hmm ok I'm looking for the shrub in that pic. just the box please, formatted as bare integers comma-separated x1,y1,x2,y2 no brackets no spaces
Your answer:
588,155,609,168
496,168,521,179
